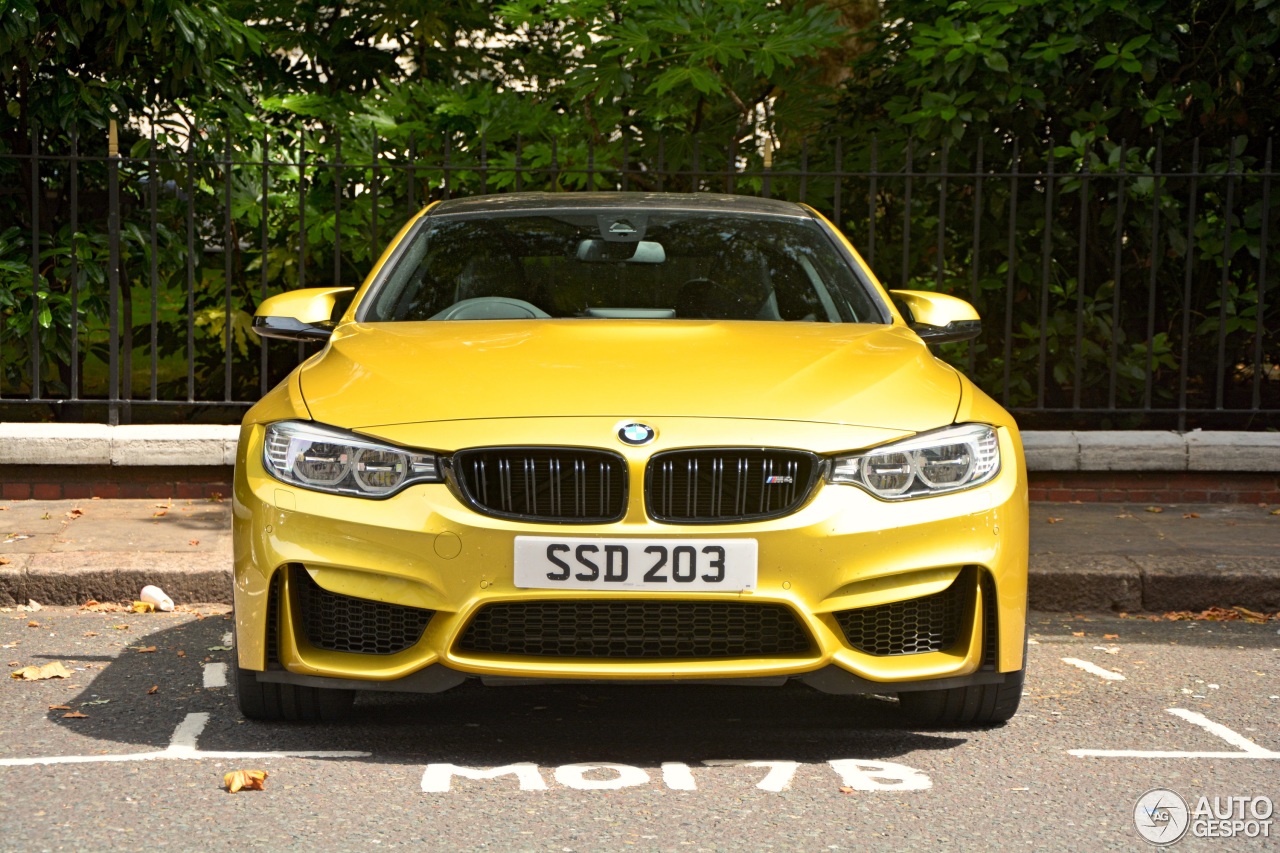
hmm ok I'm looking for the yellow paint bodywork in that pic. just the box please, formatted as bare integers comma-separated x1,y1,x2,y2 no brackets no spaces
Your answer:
234,201,1028,691
889,290,982,326
256,286,354,325
234,373,1027,687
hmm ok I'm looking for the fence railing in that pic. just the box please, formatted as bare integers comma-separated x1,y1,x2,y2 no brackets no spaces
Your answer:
0,124,1274,429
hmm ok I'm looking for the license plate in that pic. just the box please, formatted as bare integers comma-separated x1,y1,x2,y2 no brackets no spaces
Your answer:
513,537,758,591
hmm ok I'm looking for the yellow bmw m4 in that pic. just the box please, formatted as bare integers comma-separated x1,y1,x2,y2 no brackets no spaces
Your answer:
234,192,1028,726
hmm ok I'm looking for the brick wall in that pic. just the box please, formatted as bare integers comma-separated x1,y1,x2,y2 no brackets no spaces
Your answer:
0,466,234,501
1027,471,1280,504
2,465,1277,503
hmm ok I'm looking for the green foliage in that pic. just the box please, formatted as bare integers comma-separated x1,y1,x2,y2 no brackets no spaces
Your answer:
0,0,1275,423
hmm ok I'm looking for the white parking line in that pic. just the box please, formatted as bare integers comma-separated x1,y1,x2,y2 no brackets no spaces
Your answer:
203,663,228,689
1167,709,1277,756
0,713,370,767
222,632,233,646
1070,708,1280,759
1062,657,1125,681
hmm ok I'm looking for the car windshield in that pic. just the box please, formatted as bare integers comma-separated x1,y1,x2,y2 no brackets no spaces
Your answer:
360,210,886,323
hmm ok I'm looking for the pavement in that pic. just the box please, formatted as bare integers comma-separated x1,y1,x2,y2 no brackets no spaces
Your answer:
0,497,1276,613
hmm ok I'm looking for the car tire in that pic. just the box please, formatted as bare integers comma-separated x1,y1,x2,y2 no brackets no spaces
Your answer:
235,665,355,723
898,665,1025,726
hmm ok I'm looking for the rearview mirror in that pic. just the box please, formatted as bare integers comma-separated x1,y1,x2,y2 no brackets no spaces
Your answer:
576,239,666,264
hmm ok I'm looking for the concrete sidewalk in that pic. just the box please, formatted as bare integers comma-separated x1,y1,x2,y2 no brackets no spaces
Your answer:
0,498,1276,613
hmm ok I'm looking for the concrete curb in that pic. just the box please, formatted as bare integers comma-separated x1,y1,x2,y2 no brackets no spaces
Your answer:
1026,555,1280,612
0,553,232,607
0,424,239,467
1021,430,1280,472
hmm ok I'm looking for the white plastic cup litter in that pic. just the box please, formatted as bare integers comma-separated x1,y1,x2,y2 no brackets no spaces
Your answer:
139,584,175,612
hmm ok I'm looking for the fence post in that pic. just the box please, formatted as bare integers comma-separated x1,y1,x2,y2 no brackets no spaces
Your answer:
29,122,40,402
107,119,121,426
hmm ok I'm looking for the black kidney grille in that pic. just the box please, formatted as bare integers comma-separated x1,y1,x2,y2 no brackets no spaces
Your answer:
834,570,970,656
647,449,819,523
453,448,627,523
294,567,434,655
458,600,812,658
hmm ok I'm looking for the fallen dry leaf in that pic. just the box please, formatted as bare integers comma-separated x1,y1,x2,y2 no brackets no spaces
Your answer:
224,769,268,793
11,662,71,681
135,646,157,654
1183,512,1200,519
188,539,200,546
1103,633,1119,640
1046,517,1064,524
65,509,84,520
61,711,87,719
83,631,98,638
26,620,39,628
147,685,159,695
48,704,70,710
1071,631,1085,637
0,557,9,566
131,601,155,614
82,600,126,613
152,510,168,518
176,650,186,657
1271,508,1280,516
838,786,855,795
1145,506,1164,513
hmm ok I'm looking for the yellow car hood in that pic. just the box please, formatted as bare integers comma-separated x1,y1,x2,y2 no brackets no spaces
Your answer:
298,320,961,432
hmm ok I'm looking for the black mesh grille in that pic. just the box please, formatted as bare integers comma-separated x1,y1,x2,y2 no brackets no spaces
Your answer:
834,570,969,656
265,569,283,665
294,568,434,655
980,571,999,669
646,449,820,523
458,600,812,658
452,448,627,523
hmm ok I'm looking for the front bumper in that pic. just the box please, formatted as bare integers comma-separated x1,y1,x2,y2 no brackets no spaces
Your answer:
232,420,1028,693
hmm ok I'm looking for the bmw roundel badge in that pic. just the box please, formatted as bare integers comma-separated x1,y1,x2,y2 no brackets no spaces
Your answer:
617,422,656,446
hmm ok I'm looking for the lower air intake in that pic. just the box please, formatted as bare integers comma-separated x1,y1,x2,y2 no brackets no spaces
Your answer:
458,600,812,658
294,567,434,655
834,569,969,656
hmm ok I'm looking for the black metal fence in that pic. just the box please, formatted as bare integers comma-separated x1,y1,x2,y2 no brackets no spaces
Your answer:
0,124,1274,429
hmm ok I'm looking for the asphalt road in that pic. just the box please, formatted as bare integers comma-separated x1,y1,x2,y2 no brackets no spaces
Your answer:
1,606,1277,851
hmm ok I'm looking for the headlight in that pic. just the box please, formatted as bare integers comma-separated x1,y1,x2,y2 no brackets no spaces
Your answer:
262,421,442,498
828,424,1000,500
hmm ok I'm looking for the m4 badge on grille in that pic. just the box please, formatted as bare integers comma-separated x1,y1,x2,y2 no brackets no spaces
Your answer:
765,475,794,484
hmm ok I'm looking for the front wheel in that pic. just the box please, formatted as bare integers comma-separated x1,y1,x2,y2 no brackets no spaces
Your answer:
898,666,1024,726
235,666,355,722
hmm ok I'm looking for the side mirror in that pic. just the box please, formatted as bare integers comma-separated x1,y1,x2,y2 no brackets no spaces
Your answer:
889,290,982,344
253,287,355,342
